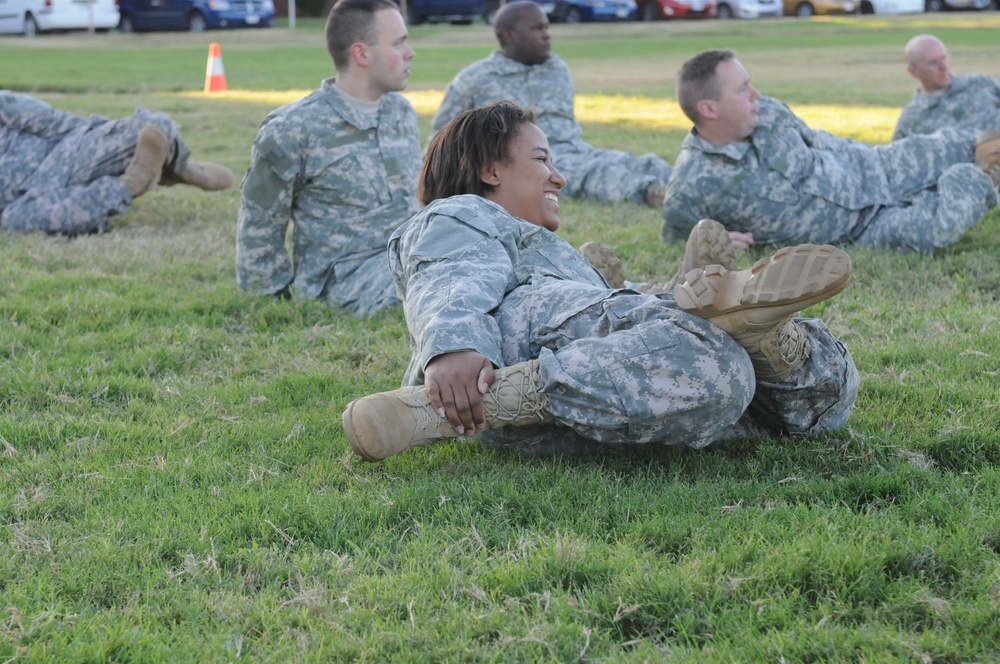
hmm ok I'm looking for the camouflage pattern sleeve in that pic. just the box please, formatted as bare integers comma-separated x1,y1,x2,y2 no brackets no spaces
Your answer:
391,197,515,381
0,91,54,119
660,140,713,242
236,115,298,296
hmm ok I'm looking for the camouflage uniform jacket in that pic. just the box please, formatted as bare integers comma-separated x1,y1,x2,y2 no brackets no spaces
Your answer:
388,194,860,447
388,194,610,385
236,79,421,315
662,96,932,246
430,52,670,204
893,73,1000,140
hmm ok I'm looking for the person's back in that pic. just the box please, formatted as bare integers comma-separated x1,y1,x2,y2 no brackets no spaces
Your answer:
235,0,421,316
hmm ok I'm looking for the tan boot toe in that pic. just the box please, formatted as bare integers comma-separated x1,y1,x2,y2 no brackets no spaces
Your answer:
120,125,169,198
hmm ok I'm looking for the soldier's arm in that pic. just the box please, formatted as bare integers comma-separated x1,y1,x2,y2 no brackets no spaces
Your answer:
660,179,703,243
235,130,298,296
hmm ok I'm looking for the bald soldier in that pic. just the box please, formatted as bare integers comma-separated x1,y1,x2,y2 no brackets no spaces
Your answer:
430,0,672,208
236,0,422,316
893,34,1000,141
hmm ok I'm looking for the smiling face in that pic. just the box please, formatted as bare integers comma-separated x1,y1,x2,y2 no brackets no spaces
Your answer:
701,58,760,145
481,122,566,232
366,8,414,97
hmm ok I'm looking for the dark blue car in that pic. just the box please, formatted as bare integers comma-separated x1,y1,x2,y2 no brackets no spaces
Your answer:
116,0,275,31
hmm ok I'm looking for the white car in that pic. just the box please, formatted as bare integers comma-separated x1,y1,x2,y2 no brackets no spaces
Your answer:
859,0,923,12
0,0,120,36
716,0,782,18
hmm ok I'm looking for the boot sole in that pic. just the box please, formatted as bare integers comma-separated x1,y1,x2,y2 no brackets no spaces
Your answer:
342,399,378,462
675,244,851,318
687,219,738,272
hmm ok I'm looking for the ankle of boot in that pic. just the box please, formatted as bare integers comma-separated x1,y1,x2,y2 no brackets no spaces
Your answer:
749,320,811,382
483,360,553,428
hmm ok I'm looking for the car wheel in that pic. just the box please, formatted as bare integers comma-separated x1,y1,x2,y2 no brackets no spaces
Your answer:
23,13,38,36
565,6,583,22
795,1,815,15
717,3,733,17
860,0,873,10
118,12,135,32
641,0,660,20
187,11,206,31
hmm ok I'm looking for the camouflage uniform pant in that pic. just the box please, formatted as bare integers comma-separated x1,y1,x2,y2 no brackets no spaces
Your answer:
1,108,190,235
860,128,998,253
478,284,859,454
556,145,672,205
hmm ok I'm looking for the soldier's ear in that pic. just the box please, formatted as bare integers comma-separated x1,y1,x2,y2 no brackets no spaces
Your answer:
480,163,502,187
696,98,718,121
349,42,369,67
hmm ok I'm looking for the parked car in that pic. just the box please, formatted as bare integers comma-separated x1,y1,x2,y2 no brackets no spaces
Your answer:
0,0,119,36
924,0,992,10
550,0,636,21
483,0,559,25
637,0,715,19
782,0,854,14
402,0,484,24
858,0,922,12
716,0,781,17
115,0,275,32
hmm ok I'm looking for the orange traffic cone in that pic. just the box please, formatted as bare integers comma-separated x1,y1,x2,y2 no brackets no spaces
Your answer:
204,42,228,93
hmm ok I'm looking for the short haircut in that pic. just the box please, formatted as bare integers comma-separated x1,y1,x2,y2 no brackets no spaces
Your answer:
677,49,736,124
493,0,540,46
325,0,400,72
419,101,537,205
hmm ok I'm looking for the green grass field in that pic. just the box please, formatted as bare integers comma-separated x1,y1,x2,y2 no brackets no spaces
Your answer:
2,14,999,662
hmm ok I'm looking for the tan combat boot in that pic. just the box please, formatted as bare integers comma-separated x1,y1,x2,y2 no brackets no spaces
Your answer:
976,131,1000,191
579,219,737,293
638,218,738,295
162,161,235,191
579,241,626,288
975,130,1000,173
674,244,852,382
644,182,667,208
343,359,553,462
120,125,169,197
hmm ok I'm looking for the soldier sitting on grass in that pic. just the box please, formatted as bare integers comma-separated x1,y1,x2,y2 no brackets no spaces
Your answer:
0,90,233,236
893,34,1000,141
342,101,860,462
429,0,673,209
235,0,422,317
660,49,1000,255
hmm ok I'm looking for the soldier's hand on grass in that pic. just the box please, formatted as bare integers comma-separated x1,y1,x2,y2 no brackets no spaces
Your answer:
729,231,754,251
424,351,495,435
